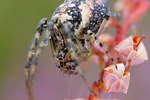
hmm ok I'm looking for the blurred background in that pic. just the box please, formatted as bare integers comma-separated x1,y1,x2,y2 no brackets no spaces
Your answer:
0,0,149,100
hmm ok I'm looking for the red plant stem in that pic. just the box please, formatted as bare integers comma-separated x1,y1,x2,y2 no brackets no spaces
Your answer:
124,60,131,74
134,35,145,51
113,19,124,45
98,58,105,96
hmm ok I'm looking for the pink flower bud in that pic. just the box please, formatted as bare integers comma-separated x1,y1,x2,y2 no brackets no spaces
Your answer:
103,63,130,94
114,31,148,66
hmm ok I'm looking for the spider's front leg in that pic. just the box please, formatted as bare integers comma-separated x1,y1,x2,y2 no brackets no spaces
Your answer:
63,23,98,96
25,18,48,69
25,18,53,100
24,18,48,100
87,30,117,68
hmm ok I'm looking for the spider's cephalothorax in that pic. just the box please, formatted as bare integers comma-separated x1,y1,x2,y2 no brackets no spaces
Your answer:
25,0,116,100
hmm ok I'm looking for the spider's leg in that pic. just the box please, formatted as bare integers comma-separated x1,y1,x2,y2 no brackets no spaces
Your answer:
25,18,48,68
88,31,117,68
29,20,53,100
95,37,117,68
96,18,108,37
24,18,48,100
63,23,97,96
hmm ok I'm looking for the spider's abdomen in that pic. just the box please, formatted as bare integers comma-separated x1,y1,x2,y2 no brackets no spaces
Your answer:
52,0,109,36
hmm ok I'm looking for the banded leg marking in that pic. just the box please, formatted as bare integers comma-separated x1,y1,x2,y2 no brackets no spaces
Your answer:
25,18,48,100
24,19,52,100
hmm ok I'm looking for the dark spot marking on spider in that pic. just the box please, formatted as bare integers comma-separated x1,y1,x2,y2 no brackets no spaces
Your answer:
56,55,59,59
59,58,62,60
90,32,93,35
64,62,66,65
29,47,35,51
78,39,85,47
58,66,61,68
99,42,104,47
94,36,98,40
60,62,63,66
63,53,67,58
105,14,109,20
38,28,43,33
106,50,109,53
66,66,70,69
63,49,68,53
86,39,90,42
75,49,78,52
72,39,77,43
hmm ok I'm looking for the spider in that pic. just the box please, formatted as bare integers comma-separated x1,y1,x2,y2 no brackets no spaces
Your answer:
25,0,118,100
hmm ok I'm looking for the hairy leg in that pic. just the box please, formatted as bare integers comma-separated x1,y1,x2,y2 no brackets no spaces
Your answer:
25,19,53,100
24,18,48,100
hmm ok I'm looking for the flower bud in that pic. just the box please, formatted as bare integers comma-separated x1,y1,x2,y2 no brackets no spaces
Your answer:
114,31,148,66
103,63,130,94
